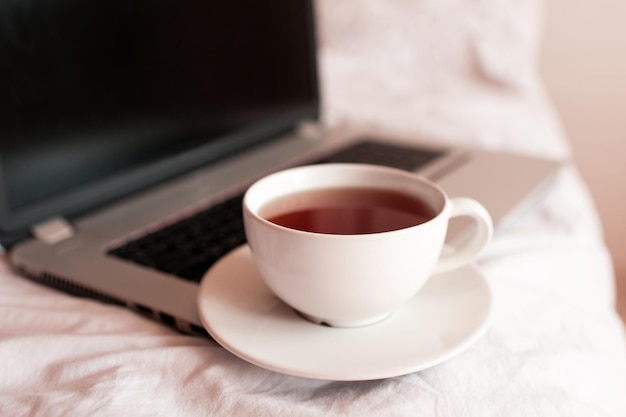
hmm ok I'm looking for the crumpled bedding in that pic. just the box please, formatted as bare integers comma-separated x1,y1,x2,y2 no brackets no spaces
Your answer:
2,1,626,416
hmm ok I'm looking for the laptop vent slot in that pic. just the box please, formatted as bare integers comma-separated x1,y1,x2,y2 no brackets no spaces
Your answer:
36,272,125,306
31,272,212,338
26,272,212,338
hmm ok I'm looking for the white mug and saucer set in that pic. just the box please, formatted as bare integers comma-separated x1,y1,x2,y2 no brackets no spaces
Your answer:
196,163,494,381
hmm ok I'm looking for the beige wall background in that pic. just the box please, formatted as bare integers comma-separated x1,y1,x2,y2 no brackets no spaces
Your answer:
539,0,626,319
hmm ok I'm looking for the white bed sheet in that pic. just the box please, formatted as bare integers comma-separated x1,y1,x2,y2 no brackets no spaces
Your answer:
2,1,626,416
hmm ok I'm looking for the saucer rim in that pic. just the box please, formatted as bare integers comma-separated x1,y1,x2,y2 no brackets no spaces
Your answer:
197,245,493,381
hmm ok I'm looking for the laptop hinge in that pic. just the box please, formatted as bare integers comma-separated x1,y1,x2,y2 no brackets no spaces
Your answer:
32,217,76,245
296,120,327,140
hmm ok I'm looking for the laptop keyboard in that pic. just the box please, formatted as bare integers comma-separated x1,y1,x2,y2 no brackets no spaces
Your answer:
107,140,444,283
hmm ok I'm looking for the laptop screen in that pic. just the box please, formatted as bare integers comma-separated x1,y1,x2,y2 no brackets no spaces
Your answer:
0,0,318,244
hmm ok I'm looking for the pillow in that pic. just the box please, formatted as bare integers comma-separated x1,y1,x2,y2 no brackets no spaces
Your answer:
317,0,569,159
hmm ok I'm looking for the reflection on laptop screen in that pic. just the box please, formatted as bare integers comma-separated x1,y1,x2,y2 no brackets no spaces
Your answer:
0,0,318,215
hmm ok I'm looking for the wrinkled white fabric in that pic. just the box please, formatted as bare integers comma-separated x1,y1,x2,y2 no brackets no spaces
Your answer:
2,1,626,416
317,0,569,160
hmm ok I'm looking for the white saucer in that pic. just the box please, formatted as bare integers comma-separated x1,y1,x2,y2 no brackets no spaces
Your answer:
197,245,493,381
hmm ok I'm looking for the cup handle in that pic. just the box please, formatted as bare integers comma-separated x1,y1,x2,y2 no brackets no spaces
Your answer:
433,197,493,274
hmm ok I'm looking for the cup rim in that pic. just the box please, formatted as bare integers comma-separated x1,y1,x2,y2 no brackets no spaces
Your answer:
243,163,449,238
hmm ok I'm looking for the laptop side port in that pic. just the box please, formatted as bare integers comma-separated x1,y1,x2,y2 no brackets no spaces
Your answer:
189,323,209,337
132,303,154,317
158,312,176,327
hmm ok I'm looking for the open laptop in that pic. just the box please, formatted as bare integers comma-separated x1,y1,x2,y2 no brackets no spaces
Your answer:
0,0,561,335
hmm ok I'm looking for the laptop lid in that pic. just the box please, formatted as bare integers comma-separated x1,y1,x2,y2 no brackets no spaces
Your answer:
0,0,319,248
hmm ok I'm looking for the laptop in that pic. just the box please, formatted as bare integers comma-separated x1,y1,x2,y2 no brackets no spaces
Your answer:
0,0,561,335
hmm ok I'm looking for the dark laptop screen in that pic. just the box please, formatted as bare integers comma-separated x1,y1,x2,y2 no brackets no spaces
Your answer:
0,0,318,243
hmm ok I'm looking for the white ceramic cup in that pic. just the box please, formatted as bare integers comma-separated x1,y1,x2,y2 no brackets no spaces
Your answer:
243,163,493,328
